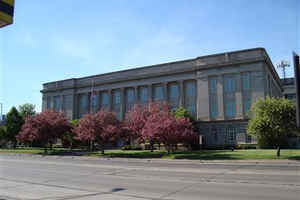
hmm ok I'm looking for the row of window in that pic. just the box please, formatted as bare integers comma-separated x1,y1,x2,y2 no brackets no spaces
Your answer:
200,124,254,145
76,81,197,119
208,73,251,119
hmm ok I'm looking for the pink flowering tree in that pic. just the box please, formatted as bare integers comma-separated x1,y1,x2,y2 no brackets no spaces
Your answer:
124,104,150,144
17,110,72,153
176,117,199,150
141,102,173,152
74,111,120,154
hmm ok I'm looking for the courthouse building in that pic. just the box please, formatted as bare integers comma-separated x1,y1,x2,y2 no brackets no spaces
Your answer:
41,48,282,146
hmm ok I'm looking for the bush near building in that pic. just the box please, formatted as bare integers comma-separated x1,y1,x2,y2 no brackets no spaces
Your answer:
247,97,299,157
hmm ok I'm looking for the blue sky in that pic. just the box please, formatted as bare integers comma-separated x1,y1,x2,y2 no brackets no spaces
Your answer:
0,0,299,114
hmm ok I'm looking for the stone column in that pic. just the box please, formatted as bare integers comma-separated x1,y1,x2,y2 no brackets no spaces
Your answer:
197,71,209,121
236,73,243,118
179,80,184,107
60,95,64,112
217,75,224,120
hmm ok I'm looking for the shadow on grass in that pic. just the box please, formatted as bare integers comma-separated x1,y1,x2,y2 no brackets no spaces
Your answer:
37,149,89,156
171,150,241,160
287,156,300,161
103,151,166,159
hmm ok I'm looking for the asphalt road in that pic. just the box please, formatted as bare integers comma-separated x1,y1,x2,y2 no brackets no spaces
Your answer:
0,154,300,200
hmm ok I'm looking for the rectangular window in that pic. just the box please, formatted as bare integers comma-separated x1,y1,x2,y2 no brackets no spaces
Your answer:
209,78,218,119
125,88,135,113
53,96,61,112
78,94,88,118
226,126,236,144
224,75,236,118
184,81,196,117
62,95,72,119
153,84,164,102
90,92,100,113
47,96,52,110
100,92,109,111
168,83,179,111
139,86,148,107
242,73,251,115
112,90,121,119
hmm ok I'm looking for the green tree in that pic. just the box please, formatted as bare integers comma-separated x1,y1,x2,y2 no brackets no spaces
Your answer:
0,125,7,147
174,107,195,122
18,103,36,119
61,119,80,150
5,107,24,148
247,97,299,157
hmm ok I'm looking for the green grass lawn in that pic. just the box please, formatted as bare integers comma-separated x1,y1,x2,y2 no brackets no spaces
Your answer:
94,149,300,160
1,148,300,160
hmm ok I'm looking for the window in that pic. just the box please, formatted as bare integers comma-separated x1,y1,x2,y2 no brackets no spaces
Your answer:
78,94,88,118
224,75,236,118
242,73,251,115
112,90,121,119
53,96,61,112
153,84,164,102
209,78,218,119
62,95,72,119
139,86,148,107
90,92,100,113
47,96,52,110
184,81,196,117
168,83,179,111
211,127,218,142
100,92,109,111
125,88,135,112
226,126,236,144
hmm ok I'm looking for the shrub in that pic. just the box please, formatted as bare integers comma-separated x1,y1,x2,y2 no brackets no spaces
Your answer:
122,145,142,151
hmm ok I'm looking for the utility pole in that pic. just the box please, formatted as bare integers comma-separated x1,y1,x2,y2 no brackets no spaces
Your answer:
276,60,290,80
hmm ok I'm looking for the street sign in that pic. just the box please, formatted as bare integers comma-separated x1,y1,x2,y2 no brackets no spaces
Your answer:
0,0,14,28
293,52,300,127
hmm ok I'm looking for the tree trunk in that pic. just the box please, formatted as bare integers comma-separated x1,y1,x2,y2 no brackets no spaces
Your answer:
150,143,154,152
158,143,161,150
277,146,281,158
89,140,93,152
44,146,48,154
70,140,73,151
13,141,17,149
101,144,105,155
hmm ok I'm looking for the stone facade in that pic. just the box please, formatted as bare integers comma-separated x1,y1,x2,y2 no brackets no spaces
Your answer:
41,48,282,146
